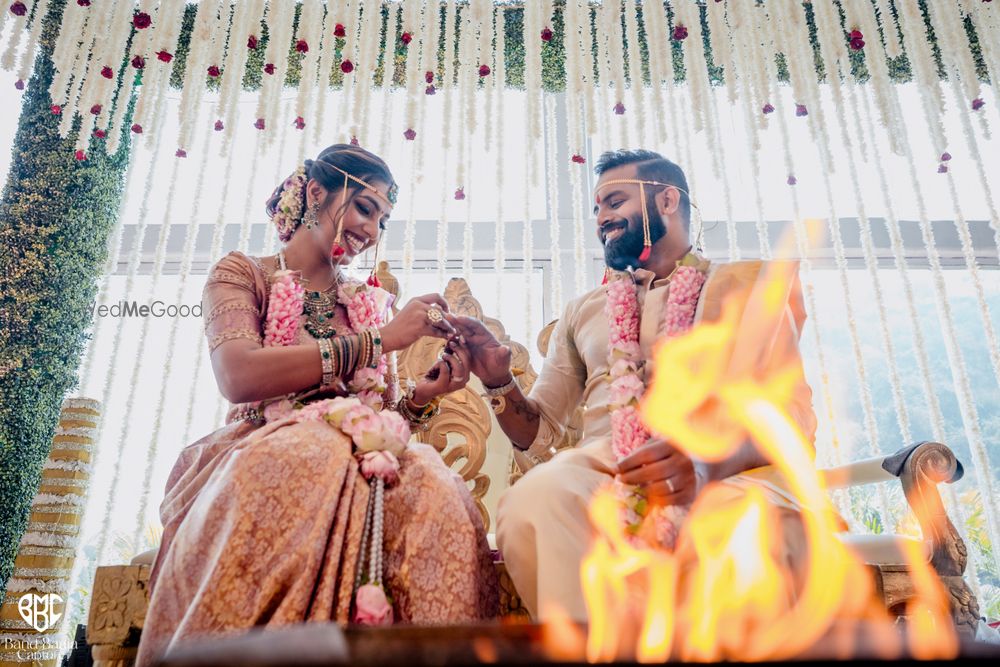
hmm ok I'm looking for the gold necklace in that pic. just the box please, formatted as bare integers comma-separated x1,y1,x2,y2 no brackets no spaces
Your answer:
278,251,344,339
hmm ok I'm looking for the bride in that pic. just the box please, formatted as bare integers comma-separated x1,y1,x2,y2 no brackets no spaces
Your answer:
136,144,497,666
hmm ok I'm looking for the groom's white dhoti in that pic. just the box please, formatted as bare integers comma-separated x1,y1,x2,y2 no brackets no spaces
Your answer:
496,260,818,621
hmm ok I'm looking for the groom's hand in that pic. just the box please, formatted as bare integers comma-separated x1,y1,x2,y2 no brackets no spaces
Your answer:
616,437,697,507
447,315,513,386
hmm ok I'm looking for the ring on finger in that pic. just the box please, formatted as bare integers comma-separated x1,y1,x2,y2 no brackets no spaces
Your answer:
426,306,444,324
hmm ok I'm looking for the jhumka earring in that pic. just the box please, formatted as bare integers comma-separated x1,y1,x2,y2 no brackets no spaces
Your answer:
303,199,320,229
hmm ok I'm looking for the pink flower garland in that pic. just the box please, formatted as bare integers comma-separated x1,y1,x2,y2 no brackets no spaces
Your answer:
605,262,707,548
262,270,305,347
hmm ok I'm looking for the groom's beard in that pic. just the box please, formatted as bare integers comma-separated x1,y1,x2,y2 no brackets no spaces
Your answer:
602,210,668,271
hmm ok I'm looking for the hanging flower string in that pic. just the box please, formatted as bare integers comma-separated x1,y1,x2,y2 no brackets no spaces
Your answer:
605,254,707,549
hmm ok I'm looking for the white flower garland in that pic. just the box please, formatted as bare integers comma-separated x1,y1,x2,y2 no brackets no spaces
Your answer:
47,0,87,105
19,532,80,549
873,0,902,58
292,0,323,130
349,0,385,144
857,88,999,580
13,0,49,85
606,0,628,148
492,17,506,313
402,0,425,147
545,95,562,318
56,17,98,138
522,143,534,343
176,0,226,153
256,0,297,141
705,0,736,105
454,5,471,190
896,0,947,155
31,493,85,508
131,119,216,551
95,141,184,563
641,0,669,145
622,0,647,146
219,0,267,139
522,0,542,145
335,0,366,140
482,3,497,154
5,578,71,594
311,2,338,146
568,99,586,296
0,0,34,72
42,459,92,474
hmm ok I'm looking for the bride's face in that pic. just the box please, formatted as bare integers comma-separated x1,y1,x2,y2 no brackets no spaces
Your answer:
304,179,393,262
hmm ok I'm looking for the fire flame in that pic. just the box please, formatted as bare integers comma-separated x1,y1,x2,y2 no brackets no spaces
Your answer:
565,247,959,661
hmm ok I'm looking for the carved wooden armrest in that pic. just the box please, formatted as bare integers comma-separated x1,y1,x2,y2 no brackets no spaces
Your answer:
86,565,151,666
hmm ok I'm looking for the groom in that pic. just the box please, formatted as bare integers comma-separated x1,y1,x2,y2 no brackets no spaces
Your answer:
451,149,818,621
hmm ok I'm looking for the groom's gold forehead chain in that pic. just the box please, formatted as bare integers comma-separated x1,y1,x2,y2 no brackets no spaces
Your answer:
594,179,698,262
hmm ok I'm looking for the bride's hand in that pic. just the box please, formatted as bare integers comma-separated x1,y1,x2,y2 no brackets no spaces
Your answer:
411,342,472,403
379,294,457,353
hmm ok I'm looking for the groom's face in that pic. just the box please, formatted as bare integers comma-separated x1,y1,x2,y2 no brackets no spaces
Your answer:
593,166,667,271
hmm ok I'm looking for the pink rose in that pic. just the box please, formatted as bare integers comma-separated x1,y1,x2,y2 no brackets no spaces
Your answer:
610,374,645,405
359,450,400,485
351,367,384,393
356,390,383,410
340,405,384,450
378,411,410,455
353,584,393,625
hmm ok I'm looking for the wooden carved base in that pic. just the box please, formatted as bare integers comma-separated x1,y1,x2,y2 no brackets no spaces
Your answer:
86,565,151,667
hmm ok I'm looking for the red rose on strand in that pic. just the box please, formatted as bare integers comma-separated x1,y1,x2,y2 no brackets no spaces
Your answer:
90,104,101,115
101,66,113,79
350,136,359,146
425,70,434,84
175,148,187,158
93,128,106,138
247,34,258,49
613,102,625,115
10,2,26,16
479,64,491,77
214,119,224,131
571,154,586,164
938,164,948,173
541,26,553,42
132,55,145,69
341,60,354,73
294,116,305,130
787,175,797,185
254,118,265,130
972,98,985,111
334,23,346,38
50,104,61,114
941,152,952,161
75,150,86,161
131,123,142,133
762,103,775,114
133,11,151,29
401,32,412,45
295,39,309,53
454,187,465,200
264,63,275,75
77,0,91,6
672,24,688,41
14,79,24,90
795,104,808,116
403,128,416,140
156,50,173,63
849,29,865,50
425,84,436,95
207,65,221,77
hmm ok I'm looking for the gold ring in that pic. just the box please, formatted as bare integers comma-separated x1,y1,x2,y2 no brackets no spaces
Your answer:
427,306,444,324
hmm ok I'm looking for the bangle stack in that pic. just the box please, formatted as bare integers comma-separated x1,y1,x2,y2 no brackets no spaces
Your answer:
316,330,385,390
397,379,440,430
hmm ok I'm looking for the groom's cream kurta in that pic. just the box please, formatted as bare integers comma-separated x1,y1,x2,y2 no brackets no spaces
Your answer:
496,259,818,621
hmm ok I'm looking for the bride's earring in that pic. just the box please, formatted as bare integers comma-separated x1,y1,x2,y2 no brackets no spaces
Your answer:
303,199,320,229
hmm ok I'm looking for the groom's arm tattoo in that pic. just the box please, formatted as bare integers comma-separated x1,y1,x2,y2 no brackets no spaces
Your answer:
495,387,541,450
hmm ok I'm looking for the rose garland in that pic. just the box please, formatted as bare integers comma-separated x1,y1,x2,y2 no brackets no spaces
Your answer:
605,257,706,549
261,250,404,625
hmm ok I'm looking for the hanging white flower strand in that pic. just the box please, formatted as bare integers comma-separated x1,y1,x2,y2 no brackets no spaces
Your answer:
622,0,647,147
545,95,563,318
492,7,507,313
1,0,35,73
856,86,991,586
12,0,50,87
130,118,215,550
255,0,298,141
